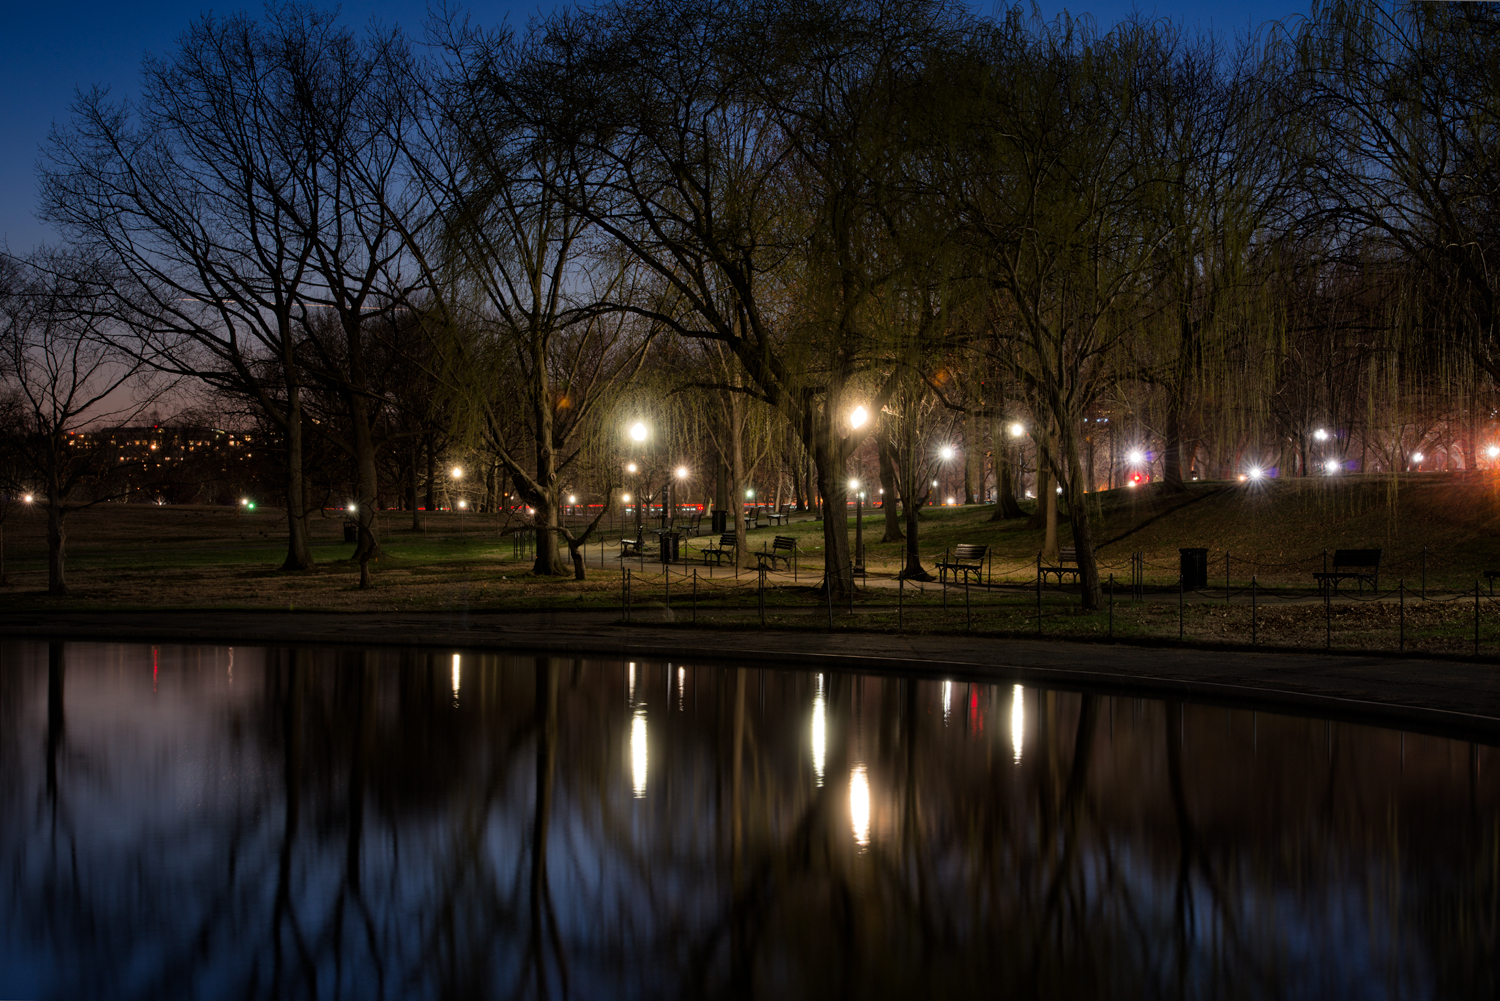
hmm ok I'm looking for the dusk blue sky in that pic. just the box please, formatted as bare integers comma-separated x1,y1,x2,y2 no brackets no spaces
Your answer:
1,0,1306,255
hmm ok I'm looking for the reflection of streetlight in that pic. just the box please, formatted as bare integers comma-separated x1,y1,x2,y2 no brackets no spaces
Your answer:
811,675,827,787
850,765,871,847
1010,684,1025,764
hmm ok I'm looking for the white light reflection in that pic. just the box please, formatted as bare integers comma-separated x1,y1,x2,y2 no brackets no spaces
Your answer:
812,674,827,786
942,680,953,724
850,765,871,847
451,654,461,703
631,707,648,799
1010,684,1025,763
628,662,636,701
677,665,685,712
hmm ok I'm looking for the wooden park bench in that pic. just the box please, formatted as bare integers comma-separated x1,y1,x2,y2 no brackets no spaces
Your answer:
1313,548,1381,595
1038,547,1080,586
679,509,703,537
619,530,644,558
702,531,738,566
757,535,797,571
937,543,989,586
767,503,793,527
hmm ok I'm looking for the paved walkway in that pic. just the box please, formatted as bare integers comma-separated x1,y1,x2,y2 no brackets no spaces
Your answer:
3,608,1499,740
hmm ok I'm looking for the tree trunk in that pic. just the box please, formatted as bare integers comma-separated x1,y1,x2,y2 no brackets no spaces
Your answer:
964,412,979,505
1163,399,1187,492
409,437,422,531
280,382,313,571
815,444,854,596
877,436,902,543
1058,422,1102,610
899,491,932,580
45,496,67,595
730,389,751,569
991,414,1025,520
348,391,381,563
1027,437,1050,531
424,433,437,512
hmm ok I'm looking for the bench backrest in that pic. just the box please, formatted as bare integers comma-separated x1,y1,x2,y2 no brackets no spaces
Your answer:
772,535,796,551
1332,548,1381,568
719,532,738,547
1060,546,1077,563
953,543,988,561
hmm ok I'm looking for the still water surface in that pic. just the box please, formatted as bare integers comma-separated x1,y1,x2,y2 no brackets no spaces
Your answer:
0,640,1496,999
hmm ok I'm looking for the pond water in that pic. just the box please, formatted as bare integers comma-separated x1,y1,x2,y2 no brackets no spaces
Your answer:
0,639,1496,1000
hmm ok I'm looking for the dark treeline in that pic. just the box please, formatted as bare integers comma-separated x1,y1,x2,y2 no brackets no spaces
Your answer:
1,0,1496,603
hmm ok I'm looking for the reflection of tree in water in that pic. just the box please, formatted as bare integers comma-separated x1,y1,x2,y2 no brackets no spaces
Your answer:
0,642,1497,999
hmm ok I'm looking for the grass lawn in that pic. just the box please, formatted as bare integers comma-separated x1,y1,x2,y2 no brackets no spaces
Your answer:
4,473,1500,657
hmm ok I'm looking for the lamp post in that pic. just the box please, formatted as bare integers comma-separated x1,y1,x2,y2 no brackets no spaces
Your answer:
674,465,688,530
627,421,649,531
939,445,955,505
848,405,869,571
849,477,864,574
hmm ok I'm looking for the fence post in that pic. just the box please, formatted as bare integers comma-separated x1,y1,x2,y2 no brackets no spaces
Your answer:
1226,551,1231,604
1108,573,1114,639
1399,578,1404,652
759,566,766,628
625,568,632,624
693,569,698,625
898,572,904,631
1476,582,1481,657
942,548,949,611
665,564,670,609
1325,583,1331,649
1421,547,1427,599
1251,575,1257,644
1179,572,1184,641
827,574,834,630
1036,556,1043,636
965,574,971,633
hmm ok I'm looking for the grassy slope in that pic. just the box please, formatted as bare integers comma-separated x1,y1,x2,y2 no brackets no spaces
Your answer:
3,471,1499,607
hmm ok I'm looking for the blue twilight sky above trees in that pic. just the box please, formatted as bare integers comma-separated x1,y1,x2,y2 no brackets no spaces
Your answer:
0,0,1300,255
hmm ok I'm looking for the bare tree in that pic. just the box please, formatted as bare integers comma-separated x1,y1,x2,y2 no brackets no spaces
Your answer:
0,250,174,593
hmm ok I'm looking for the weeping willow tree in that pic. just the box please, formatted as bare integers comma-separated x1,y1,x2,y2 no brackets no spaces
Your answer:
1128,25,1304,490
927,15,1179,609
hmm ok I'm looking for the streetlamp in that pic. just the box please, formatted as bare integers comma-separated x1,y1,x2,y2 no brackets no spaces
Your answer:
451,466,463,514
673,465,688,530
939,445,956,504
849,477,864,574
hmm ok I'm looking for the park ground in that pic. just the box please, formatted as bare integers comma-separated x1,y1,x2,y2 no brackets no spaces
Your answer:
4,472,1500,660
